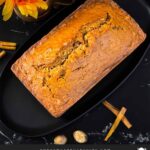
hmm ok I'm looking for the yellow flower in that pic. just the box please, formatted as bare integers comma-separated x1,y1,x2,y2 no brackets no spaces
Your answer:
0,0,15,21
0,0,48,21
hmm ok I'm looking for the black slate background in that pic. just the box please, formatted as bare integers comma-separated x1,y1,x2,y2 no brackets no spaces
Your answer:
0,2,150,145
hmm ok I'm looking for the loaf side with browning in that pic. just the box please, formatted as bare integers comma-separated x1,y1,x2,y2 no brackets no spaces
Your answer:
11,0,146,117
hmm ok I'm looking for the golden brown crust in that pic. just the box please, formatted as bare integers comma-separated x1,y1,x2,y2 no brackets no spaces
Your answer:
11,0,146,117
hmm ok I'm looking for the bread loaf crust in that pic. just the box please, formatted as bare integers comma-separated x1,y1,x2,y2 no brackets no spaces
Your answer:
11,0,146,117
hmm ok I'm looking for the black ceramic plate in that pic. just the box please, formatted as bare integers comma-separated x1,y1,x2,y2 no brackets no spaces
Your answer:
0,0,150,137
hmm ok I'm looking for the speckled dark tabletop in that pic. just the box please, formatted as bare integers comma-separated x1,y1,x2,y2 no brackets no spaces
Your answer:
0,2,150,145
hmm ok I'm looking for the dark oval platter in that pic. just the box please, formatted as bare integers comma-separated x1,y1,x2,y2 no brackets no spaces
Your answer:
0,0,150,137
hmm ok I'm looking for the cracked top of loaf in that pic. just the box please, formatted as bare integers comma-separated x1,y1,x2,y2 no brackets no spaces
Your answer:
11,0,146,117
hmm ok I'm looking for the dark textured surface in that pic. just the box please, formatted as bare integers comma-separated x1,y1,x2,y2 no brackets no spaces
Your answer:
0,0,150,145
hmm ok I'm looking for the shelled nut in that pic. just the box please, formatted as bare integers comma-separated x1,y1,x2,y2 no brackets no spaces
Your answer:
73,130,88,144
54,135,67,145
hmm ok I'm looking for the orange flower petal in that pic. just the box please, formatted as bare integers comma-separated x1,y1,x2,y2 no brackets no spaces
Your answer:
2,0,14,16
26,4,38,19
3,8,13,21
9,0,48,19
35,0,48,10
2,0,14,21
0,0,5,6
18,5,28,16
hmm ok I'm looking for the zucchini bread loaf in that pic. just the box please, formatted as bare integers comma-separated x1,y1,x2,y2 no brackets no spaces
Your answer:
11,0,146,117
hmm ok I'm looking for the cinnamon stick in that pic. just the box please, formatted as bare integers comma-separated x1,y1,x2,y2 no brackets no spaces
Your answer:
103,101,132,129
0,41,16,47
0,50,6,59
0,45,16,50
0,41,16,50
104,107,127,141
